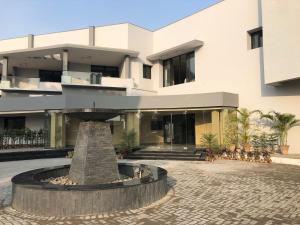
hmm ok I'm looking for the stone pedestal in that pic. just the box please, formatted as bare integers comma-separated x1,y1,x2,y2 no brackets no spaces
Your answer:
69,121,119,184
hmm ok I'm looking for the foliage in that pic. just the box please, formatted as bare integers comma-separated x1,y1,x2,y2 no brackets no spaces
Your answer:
200,133,218,150
237,108,260,147
223,110,238,148
251,132,278,152
261,111,300,146
119,129,137,153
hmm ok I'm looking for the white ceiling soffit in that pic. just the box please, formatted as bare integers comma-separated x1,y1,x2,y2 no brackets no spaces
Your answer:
147,40,204,61
0,44,139,58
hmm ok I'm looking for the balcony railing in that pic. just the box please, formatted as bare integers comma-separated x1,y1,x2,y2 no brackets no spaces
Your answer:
62,71,134,89
0,129,49,150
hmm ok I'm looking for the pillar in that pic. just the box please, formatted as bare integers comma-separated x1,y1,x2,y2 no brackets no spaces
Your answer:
89,26,95,46
211,110,221,145
126,112,140,146
50,112,66,148
1,57,8,81
28,34,34,48
120,56,130,79
195,111,213,146
62,50,69,72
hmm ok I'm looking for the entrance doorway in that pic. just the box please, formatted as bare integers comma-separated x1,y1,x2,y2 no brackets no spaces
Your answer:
163,113,195,149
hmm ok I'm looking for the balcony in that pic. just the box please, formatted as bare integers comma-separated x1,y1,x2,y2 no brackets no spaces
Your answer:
62,71,134,91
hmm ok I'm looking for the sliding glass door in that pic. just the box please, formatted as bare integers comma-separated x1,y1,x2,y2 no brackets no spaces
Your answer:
163,113,195,149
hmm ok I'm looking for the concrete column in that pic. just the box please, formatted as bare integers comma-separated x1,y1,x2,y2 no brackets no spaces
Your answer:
211,110,222,145
28,34,34,48
195,111,213,146
62,50,69,71
120,56,130,79
1,57,8,81
126,112,140,146
89,26,95,46
50,112,66,148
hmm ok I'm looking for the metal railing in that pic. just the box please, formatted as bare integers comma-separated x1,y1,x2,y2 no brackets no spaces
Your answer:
0,129,49,150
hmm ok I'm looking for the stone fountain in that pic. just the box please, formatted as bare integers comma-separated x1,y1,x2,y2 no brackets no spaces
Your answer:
11,121,168,216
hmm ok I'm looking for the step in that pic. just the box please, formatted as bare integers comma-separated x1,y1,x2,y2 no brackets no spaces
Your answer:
131,153,200,157
133,150,197,155
124,155,203,161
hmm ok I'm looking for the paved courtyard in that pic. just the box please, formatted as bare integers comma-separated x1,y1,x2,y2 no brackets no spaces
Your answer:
0,158,300,225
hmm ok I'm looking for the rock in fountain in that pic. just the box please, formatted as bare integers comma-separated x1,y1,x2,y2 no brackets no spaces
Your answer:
69,121,119,184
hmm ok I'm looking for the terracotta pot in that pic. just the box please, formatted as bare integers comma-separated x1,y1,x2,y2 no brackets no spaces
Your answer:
229,145,236,152
280,145,289,155
244,144,251,152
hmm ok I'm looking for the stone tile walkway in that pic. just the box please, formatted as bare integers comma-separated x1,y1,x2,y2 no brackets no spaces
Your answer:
0,159,300,224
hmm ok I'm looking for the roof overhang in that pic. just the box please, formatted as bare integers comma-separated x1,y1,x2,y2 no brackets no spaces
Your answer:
147,40,203,61
0,44,139,68
0,92,238,113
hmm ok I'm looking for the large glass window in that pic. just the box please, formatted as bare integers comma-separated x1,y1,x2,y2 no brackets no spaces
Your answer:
4,117,25,130
163,52,195,87
39,70,62,82
249,29,263,49
91,65,119,78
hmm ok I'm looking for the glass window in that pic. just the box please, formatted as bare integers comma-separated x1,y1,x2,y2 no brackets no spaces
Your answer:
151,120,163,131
163,52,195,87
4,117,25,130
250,29,263,49
91,65,119,78
39,70,62,82
143,65,152,79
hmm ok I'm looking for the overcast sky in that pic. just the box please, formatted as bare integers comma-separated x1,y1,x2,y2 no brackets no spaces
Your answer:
0,0,220,40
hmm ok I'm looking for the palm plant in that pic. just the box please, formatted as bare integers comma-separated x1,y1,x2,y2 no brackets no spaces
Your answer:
200,133,218,150
119,129,137,153
223,110,238,150
237,108,260,151
261,111,300,154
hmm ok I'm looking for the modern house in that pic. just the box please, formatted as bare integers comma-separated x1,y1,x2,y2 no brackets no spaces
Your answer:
0,0,299,153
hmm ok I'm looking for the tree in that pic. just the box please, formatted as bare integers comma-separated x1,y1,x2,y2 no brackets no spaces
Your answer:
237,108,260,149
261,111,300,146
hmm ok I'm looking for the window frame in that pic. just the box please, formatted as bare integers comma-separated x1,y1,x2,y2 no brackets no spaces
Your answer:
143,64,152,79
163,51,195,87
248,28,263,49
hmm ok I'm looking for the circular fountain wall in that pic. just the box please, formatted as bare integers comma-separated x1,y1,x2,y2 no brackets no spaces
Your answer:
11,163,168,217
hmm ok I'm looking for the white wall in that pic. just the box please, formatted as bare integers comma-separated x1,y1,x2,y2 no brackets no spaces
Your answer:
34,29,89,47
0,37,28,52
128,24,154,92
262,0,300,84
152,0,300,153
95,24,129,49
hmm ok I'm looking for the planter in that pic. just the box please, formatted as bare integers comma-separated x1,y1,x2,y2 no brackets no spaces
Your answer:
229,145,236,152
243,144,252,152
280,145,289,155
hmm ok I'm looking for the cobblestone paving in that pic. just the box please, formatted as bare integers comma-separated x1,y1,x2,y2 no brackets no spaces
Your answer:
0,159,300,225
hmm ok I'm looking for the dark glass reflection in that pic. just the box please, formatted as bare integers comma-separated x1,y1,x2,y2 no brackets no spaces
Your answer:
163,52,195,87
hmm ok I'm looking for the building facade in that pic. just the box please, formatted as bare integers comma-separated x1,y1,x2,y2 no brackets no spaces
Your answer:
0,0,299,153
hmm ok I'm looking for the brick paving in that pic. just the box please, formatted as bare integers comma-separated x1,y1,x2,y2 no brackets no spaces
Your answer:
0,159,300,224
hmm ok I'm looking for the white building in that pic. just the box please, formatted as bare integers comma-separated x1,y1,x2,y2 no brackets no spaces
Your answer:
0,0,299,153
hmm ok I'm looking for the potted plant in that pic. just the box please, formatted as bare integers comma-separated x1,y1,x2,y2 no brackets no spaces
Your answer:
261,111,300,155
119,129,137,157
200,133,218,161
237,108,259,152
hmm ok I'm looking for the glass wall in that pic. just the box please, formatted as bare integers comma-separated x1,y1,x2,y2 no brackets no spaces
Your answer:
163,52,195,87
